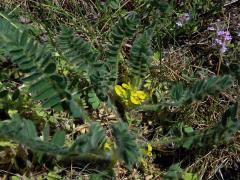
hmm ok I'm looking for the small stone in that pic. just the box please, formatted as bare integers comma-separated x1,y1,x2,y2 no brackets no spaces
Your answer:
145,175,153,180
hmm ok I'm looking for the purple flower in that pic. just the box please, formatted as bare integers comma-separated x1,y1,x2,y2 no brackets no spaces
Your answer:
183,13,190,20
217,31,232,40
176,13,190,27
237,32,240,37
220,45,227,53
213,30,232,53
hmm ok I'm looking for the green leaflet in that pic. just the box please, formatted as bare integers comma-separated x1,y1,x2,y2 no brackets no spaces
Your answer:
69,122,107,154
11,89,20,101
163,163,183,180
58,26,108,103
69,99,83,118
58,27,98,76
24,120,38,139
128,28,153,83
44,63,56,74
0,19,67,110
0,89,8,98
0,116,103,157
111,122,140,168
90,12,139,101
170,75,233,105
105,12,139,86
22,72,42,82
51,131,66,147
139,75,234,112
87,91,100,109
179,103,239,149
0,17,88,118
0,116,140,168
57,12,142,104
90,70,109,101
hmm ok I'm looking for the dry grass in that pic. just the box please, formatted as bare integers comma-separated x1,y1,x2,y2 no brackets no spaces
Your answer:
0,0,239,179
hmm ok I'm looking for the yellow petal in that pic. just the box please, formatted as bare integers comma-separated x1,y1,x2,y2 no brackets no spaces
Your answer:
122,83,131,89
140,158,148,168
147,144,152,152
136,91,147,100
147,151,152,157
104,142,111,151
147,144,153,157
131,91,138,97
130,95,141,105
115,85,126,97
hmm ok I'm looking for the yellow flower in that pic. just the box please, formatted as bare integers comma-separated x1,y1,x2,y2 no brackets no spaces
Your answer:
140,143,153,158
104,142,111,151
122,83,131,89
139,144,153,169
130,90,147,105
115,85,127,98
146,144,153,157
114,82,148,106
140,158,148,169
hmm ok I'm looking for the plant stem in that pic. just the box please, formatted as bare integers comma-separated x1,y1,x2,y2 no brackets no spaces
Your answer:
217,53,223,75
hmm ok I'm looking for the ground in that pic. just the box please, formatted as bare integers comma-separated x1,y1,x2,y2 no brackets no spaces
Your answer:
0,0,239,179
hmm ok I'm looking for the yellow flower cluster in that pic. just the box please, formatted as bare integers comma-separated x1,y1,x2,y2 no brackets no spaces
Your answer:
141,143,153,158
104,142,112,151
114,82,148,106
140,144,153,169
146,144,153,157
